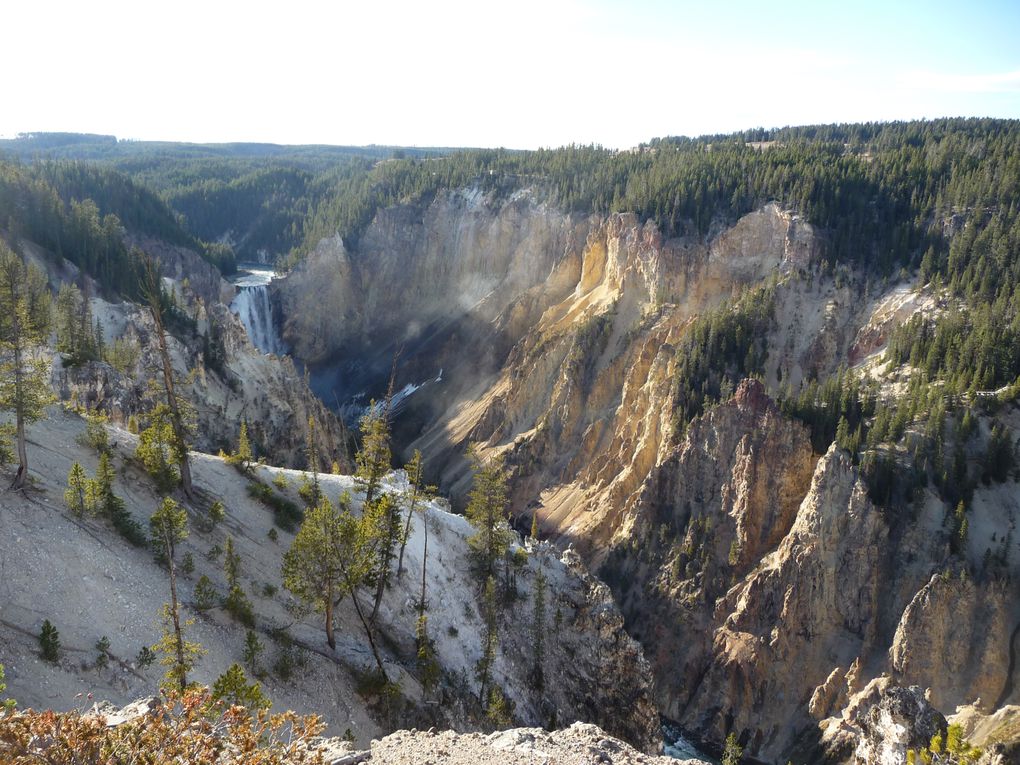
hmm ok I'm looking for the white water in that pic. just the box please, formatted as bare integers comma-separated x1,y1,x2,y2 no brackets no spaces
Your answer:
663,724,714,763
230,266,286,355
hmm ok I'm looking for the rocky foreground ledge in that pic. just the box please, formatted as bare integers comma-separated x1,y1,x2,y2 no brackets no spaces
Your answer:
354,723,706,765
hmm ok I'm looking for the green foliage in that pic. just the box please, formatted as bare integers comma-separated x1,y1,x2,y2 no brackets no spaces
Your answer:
94,636,111,671
135,645,156,668
206,500,225,530
465,450,513,579
355,405,391,506
136,404,182,493
151,602,205,691
282,493,370,650
907,723,982,764
0,663,16,712
415,614,440,696
529,568,547,692
243,630,265,676
149,496,189,557
722,732,743,765
180,552,195,578
475,576,499,704
228,420,254,473
105,336,141,373
0,243,54,486
672,286,774,432
54,282,101,366
223,536,255,627
79,411,110,453
211,663,271,711
38,620,60,663
247,480,303,531
65,462,94,517
194,575,217,611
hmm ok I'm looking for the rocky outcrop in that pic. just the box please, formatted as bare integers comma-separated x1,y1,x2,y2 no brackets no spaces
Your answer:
848,682,947,765
369,722,706,765
55,289,341,469
890,574,1012,712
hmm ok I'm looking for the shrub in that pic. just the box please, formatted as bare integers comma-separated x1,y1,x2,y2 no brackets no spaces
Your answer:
0,687,325,763
194,575,217,611
38,620,60,663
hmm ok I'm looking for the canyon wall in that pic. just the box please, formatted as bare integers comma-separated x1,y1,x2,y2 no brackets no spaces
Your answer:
274,188,1020,762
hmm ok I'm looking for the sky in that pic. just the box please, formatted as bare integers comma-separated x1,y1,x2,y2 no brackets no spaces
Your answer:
3,0,1019,149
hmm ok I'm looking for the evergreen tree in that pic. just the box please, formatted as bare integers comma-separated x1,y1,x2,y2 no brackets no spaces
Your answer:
530,568,547,692
355,404,391,507
304,414,321,507
223,536,254,626
231,419,254,473
38,620,60,663
475,575,498,704
722,733,743,765
151,603,204,692
0,242,53,490
465,449,513,580
243,630,265,676
415,614,440,696
136,403,182,493
194,575,216,611
282,493,389,678
149,497,193,691
211,663,270,711
141,258,194,499
368,492,402,623
64,461,93,517
397,449,434,577
0,662,16,712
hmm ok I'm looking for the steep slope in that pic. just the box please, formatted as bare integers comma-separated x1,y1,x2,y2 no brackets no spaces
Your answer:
0,407,661,751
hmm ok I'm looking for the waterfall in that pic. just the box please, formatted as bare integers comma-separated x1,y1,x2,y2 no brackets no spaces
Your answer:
230,267,285,355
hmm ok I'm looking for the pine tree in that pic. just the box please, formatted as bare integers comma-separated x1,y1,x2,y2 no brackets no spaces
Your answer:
722,733,743,765
211,663,270,711
232,419,253,473
368,492,402,622
149,497,193,691
530,568,546,692
465,449,512,580
304,415,321,507
194,575,216,610
223,536,254,626
136,403,182,493
141,258,194,499
65,462,93,517
397,449,434,577
355,404,391,507
475,575,498,704
38,620,60,663
0,242,54,490
530,510,539,541
243,630,265,675
0,662,16,712
151,603,204,692
415,614,440,696
282,493,389,678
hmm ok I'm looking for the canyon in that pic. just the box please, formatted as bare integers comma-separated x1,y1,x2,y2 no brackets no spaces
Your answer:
272,186,1020,762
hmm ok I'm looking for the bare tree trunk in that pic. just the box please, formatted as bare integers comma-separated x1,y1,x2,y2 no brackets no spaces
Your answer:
338,570,387,681
145,265,193,500
166,537,187,691
9,329,28,491
418,505,428,622
325,597,336,650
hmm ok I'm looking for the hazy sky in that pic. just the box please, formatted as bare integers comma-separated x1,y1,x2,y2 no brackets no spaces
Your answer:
3,0,1019,148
